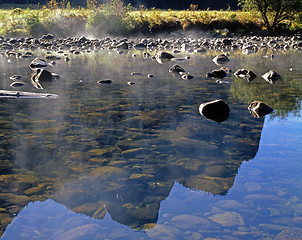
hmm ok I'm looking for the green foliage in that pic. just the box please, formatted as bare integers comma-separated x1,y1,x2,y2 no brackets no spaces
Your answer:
239,0,302,30
86,0,134,35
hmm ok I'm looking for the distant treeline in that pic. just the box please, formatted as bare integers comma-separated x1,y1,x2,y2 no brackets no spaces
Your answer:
0,0,239,10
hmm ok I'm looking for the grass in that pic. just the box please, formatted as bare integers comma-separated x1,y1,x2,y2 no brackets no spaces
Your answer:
0,6,300,38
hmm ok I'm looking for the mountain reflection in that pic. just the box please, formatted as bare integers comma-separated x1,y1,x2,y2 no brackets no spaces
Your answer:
1,48,301,236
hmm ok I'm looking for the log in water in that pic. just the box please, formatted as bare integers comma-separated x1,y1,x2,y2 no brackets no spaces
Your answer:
0,90,59,99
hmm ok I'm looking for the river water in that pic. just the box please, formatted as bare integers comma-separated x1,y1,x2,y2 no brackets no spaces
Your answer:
0,44,302,239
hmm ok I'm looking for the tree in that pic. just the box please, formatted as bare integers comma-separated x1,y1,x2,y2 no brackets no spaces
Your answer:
239,0,302,30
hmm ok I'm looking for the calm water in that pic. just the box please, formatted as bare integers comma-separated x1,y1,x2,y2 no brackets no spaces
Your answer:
0,45,302,240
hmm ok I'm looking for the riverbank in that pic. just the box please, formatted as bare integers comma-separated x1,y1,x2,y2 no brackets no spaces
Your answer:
0,7,301,38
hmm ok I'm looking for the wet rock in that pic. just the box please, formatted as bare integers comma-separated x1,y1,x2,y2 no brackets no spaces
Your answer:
9,75,22,81
10,81,26,88
262,70,281,84
31,68,54,90
181,74,193,80
212,54,229,65
274,228,302,240
29,58,49,70
46,55,61,61
116,42,129,50
130,72,142,76
127,81,135,85
234,69,257,82
248,101,273,118
206,68,228,79
155,51,175,60
97,79,112,84
208,211,245,226
147,74,154,78
169,64,186,75
199,99,230,122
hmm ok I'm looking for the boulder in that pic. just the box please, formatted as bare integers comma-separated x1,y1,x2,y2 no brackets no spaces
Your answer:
262,70,281,84
234,69,257,82
155,51,175,60
169,64,186,75
206,68,228,79
248,101,273,118
212,54,229,65
199,99,230,122
29,58,49,70
31,69,54,90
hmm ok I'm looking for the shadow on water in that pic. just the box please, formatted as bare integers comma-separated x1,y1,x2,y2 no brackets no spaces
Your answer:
0,46,301,238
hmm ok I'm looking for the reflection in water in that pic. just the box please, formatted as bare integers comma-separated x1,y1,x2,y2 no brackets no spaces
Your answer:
0,47,301,239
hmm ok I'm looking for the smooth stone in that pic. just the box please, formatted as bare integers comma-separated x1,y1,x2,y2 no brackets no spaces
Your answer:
10,81,26,88
212,54,229,65
208,211,245,226
171,214,214,229
97,79,112,84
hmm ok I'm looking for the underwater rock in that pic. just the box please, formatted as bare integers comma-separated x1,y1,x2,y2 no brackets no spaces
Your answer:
275,228,302,240
234,69,257,82
248,101,273,118
208,211,245,226
31,68,54,90
199,99,230,122
212,54,229,65
262,70,281,84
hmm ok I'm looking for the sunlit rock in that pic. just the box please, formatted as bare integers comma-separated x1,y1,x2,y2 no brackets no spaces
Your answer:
262,70,281,84
199,99,230,122
169,64,186,75
248,101,273,118
155,51,174,62
29,58,49,70
234,68,257,82
212,53,229,65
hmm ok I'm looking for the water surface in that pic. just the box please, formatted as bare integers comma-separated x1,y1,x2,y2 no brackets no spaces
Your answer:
0,45,302,239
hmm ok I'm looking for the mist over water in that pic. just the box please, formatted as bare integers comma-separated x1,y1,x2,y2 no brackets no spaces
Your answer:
0,44,302,239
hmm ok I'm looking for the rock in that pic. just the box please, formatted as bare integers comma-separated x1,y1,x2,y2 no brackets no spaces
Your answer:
248,101,273,118
155,51,175,60
130,72,142,76
55,224,99,240
127,81,135,85
234,69,257,82
208,211,245,226
212,54,229,65
262,70,281,84
181,74,193,80
9,75,22,81
147,74,154,78
10,81,26,88
169,64,186,75
31,68,54,90
206,68,228,79
116,42,128,50
46,55,61,61
199,99,230,122
275,228,302,240
171,214,213,229
97,79,112,84
29,58,49,70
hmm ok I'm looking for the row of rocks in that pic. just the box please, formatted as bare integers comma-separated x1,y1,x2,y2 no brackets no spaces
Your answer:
1,33,302,55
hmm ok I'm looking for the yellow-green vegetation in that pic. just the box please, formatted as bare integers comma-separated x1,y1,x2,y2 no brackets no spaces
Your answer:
0,2,301,37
